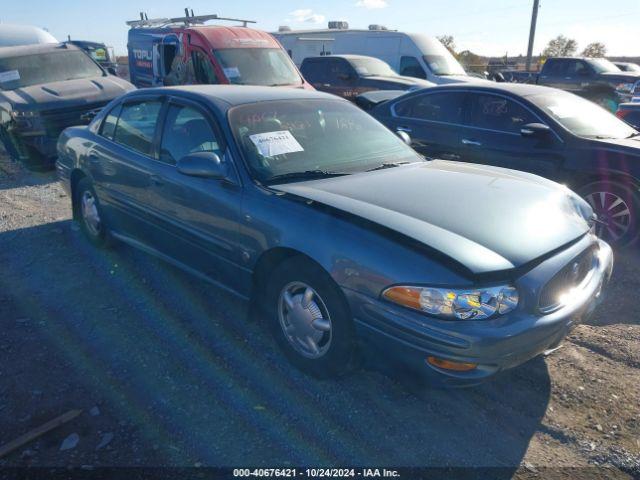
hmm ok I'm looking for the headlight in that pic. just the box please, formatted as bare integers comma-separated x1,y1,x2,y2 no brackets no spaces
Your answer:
382,285,519,320
615,82,635,94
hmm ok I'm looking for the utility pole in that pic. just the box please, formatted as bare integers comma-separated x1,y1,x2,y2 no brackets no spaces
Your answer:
525,0,540,71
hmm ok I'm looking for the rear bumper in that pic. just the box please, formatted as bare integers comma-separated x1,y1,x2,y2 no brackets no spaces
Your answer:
345,237,613,387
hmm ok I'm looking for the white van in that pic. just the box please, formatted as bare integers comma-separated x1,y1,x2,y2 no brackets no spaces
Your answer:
0,24,58,48
273,23,480,85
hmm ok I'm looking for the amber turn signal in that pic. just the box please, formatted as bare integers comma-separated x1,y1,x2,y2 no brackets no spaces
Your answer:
427,356,478,372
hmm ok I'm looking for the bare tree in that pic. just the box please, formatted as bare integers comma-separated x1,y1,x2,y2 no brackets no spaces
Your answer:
437,35,457,56
581,42,607,58
542,35,578,58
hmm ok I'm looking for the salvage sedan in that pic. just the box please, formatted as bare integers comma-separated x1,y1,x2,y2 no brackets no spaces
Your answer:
56,86,613,386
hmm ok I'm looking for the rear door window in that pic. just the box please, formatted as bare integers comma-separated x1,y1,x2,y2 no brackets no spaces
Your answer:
159,104,222,165
468,94,537,133
394,92,466,124
113,100,162,156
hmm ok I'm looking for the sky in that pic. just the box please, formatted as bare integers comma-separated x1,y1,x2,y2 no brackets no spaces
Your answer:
2,0,639,58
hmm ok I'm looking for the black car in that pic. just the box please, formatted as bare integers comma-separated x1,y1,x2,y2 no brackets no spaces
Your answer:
0,43,134,170
369,83,640,245
617,103,640,130
300,55,432,101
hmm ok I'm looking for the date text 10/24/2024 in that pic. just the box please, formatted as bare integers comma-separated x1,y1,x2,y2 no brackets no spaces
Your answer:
233,469,401,478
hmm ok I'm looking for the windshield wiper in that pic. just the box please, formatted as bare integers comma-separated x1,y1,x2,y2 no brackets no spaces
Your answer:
265,170,350,184
366,161,410,172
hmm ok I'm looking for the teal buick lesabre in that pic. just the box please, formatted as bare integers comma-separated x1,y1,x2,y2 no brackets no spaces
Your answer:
56,86,613,386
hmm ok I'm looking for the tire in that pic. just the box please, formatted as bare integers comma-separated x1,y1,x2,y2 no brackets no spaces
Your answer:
264,257,357,378
579,180,639,247
0,126,22,162
74,177,112,248
0,126,51,171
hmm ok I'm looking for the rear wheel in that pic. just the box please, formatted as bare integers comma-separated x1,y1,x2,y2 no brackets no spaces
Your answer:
74,177,111,248
264,257,357,378
579,181,639,246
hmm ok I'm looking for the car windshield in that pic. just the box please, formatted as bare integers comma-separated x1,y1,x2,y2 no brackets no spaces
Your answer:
587,58,621,74
529,91,637,139
0,49,103,90
229,99,422,183
349,57,397,77
213,48,302,86
619,63,640,72
423,54,466,76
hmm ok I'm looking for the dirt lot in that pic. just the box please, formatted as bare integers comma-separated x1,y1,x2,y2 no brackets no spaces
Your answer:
0,152,638,479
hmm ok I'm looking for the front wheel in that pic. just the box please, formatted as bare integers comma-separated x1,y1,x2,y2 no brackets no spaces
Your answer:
265,257,357,378
579,181,639,246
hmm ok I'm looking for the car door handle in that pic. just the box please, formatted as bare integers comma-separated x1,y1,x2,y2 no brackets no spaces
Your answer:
461,138,482,146
322,83,331,87
149,175,164,187
397,126,412,133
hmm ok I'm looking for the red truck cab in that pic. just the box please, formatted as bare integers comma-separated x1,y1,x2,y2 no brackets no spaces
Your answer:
127,13,312,90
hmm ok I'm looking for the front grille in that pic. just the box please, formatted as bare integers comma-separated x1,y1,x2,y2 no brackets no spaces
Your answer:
539,245,598,313
40,101,108,137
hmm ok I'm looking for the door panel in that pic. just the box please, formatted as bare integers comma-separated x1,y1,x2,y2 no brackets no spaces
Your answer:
88,99,163,242
388,91,467,160
464,93,564,179
146,102,244,291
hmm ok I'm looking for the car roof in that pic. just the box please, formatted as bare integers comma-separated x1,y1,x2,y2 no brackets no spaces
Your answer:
0,42,80,58
304,54,382,62
131,85,344,110
425,81,561,98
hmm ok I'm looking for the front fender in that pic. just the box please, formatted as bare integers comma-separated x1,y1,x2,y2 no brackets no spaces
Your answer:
241,187,472,300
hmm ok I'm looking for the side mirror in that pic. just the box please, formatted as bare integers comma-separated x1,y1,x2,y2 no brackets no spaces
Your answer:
338,73,353,81
578,69,590,77
107,67,118,76
396,130,412,145
177,152,227,179
521,123,551,138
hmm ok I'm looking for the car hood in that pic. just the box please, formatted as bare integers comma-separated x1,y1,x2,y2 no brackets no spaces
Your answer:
589,135,640,153
1,76,135,111
273,161,592,274
599,72,640,83
361,75,433,88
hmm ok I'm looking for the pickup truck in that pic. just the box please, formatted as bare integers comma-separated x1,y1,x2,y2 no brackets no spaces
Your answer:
535,57,640,110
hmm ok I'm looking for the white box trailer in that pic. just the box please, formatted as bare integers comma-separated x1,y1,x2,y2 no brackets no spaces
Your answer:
273,24,481,85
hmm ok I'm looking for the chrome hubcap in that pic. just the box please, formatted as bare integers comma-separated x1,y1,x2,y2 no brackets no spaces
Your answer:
585,191,631,242
278,282,332,359
81,190,101,237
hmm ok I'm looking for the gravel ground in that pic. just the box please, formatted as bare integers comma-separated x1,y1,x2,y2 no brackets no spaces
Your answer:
0,152,638,479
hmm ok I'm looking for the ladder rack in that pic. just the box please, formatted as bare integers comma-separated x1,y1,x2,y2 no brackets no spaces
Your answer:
126,9,256,28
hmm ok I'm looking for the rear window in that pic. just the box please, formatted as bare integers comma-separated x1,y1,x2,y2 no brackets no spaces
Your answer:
394,92,466,124
0,49,104,90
